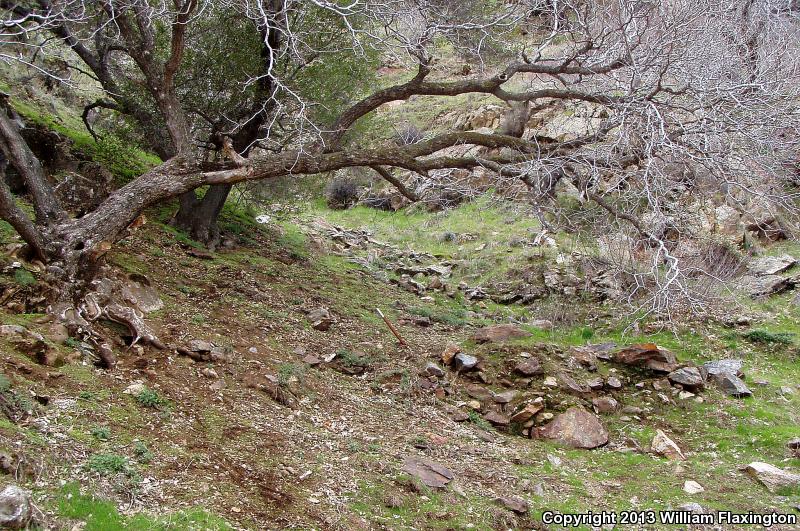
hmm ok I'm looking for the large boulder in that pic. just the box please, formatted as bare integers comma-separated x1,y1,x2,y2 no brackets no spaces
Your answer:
614,343,678,373
471,324,531,344
531,407,608,449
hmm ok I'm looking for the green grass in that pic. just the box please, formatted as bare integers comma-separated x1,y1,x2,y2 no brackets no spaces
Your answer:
57,483,232,530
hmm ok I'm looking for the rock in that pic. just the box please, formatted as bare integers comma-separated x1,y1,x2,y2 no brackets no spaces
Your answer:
683,481,704,494
402,457,454,488
514,357,543,376
120,275,164,313
123,382,146,395
302,354,322,366
308,308,333,331
200,367,218,379
678,502,706,514
531,407,608,449
0,485,32,529
543,376,558,388
668,367,705,391
441,343,461,365
744,462,800,493
712,372,752,398
748,255,797,276
424,362,445,378
606,376,623,389
492,390,517,404
651,430,685,460
187,340,214,352
471,324,531,344
494,496,529,514
483,411,510,426
703,359,744,378
558,373,590,395
466,400,482,411
780,386,795,396
621,405,644,415
464,384,493,401
740,275,795,298
529,319,553,330
615,343,678,373
0,325,27,336
587,377,604,391
570,346,598,370
453,353,478,372
592,396,619,414
581,342,617,361
510,399,545,423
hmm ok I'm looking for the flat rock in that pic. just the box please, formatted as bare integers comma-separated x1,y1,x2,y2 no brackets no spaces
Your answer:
615,343,678,373
510,399,544,423
531,407,608,449
483,411,510,426
472,324,530,344
668,367,705,391
748,255,797,276
740,275,795,298
514,357,543,376
712,372,752,398
651,430,685,460
703,359,744,378
402,457,454,488
188,340,214,352
744,462,800,493
494,496,529,514
302,354,322,366
0,485,32,529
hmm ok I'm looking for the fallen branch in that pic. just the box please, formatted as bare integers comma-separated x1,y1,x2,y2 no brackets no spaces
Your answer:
376,308,407,346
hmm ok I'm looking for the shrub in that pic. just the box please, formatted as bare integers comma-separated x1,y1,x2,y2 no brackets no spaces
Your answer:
325,176,360,210
90,427,111,441
86,453,132,476
742,329,794,345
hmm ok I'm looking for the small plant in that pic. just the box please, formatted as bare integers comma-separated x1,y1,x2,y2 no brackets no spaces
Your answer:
338,349,372,368
13,268,36,286
90,426,111,441
467,410,493,431
78,391,94,400
277,363,305,387
132,441,153,463
86,453,132,476
742,329,794,345
135,387,166,409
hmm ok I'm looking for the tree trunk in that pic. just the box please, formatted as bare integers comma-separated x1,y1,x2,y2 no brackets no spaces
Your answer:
172,184,232,249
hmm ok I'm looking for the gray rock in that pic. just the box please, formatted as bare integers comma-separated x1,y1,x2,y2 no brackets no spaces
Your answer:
678,502,706,514
492,390,517,404
748,255,797,276
712,372,752,398
308,307,333,331
453,353,478,372
703,359,744,378
744,462,800,493
0,485,32,529
668,367,705,391
606,376,623,389
187,339,214,352
740,275,795,298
